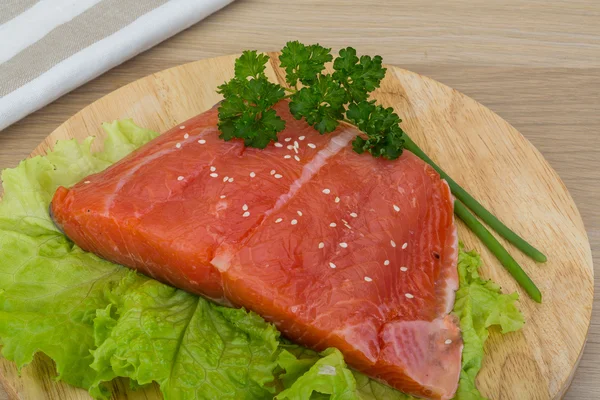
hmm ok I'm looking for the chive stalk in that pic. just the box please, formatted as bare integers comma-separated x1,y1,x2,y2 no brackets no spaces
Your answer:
402,134,547,263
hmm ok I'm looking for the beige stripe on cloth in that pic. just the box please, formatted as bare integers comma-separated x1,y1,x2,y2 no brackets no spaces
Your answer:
0,0,38,25
0,0,169,97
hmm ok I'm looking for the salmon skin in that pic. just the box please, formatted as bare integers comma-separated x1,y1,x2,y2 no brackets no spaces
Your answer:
51,102,462,399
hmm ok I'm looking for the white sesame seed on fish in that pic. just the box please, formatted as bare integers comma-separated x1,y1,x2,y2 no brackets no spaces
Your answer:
284,155,292,159
329,262,336,269
445,339,452,345
291,219,298,225
334,197,340,203
210,166,216,172
393,205,400,212
270,170,276,175
274,174,283,179
294,140,299,148
330,222,337,227
364,276,373,282
177,176,184,181
391,240,397,248
344,223,352,229
210,173,218,178
308,143,316,149
294,155,300,161
242,204,248,211
84,181,91,184
341,219,348,224
400,266,408,272
297,210,303,216
402,242,408,249
350,212,358,218
405,293,414,299
243,211,250,217
275,218,283,223
175,143,182,149
198,139,206,144
250,172,256,178
220,195,226,199
293,147,299,154
299,136,305,140
339,242,348,248
318,242,325,249
184,133,189,139
322,188,331,194
275,143,283,148
179,126,185,129
285,137,292,142
223,176,229,182
228,177,234,183
287,145,294,150
384,260,390,266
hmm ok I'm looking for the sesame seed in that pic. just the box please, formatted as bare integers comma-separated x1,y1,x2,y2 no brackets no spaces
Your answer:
319,242,325,249
275,218,283,223
322,188,331,194
297,210,303,216
405,293,414,299
344,223,352,229
339,242,348,248
293,147,299,154
177,176,184,181
223,176,229,182
184,133,189,139
228,177,234,183
393,205,400,212
329,262,337,269
341,219,349,224
350,212,358,218
285,137,292,142
291,219,298,225
299,136,305,140
220,195,226,199
243,211,250,217
176,143,182,149
402,242,408,249
335,197,340,203
287,145,294,150
445,339,453,345
330,222,337,227
275,143,283,148
84,181,91,184
400,266,408,272
250,172,256,178
270,170,276,175
384,260,390,266
364,276,373,282
210,173,218,178
294,140,299,148
198,139,206,144
179,126,185,129
308,143,316,149
294,155,300,161
391,240,397,248
284,155,292,159
210,166,216,172
242,204,248,211
274,174,283,179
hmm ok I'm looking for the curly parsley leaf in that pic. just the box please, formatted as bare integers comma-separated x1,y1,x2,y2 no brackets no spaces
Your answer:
333,47,387,102
279,41,333,87
235,50,271,80
346,100,405,160
289,75,347,134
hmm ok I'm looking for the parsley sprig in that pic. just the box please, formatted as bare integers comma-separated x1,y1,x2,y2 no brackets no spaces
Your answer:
217,41,404,159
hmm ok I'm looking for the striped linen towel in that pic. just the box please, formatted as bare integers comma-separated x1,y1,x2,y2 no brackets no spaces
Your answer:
0,0,234,131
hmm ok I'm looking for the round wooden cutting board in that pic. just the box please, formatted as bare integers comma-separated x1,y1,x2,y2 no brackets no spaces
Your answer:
0,54,593,400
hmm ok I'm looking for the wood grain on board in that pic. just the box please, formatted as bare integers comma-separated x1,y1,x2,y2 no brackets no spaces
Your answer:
0,1,598,399
0,53,594,399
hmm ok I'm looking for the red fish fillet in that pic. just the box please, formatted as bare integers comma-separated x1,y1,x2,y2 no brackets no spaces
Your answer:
51,102,462,399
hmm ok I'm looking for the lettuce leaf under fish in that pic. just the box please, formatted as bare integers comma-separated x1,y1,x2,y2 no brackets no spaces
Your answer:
0,119,524,399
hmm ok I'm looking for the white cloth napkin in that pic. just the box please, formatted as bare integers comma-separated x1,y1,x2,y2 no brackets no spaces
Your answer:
0,0,234,131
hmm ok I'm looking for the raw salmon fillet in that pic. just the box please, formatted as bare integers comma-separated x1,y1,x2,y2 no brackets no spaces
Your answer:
51,102,462,399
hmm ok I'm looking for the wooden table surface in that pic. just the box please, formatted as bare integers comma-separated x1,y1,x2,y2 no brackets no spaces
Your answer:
0,1,598,398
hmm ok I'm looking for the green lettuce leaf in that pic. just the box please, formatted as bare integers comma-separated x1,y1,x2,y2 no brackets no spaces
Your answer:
0,118,524,400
